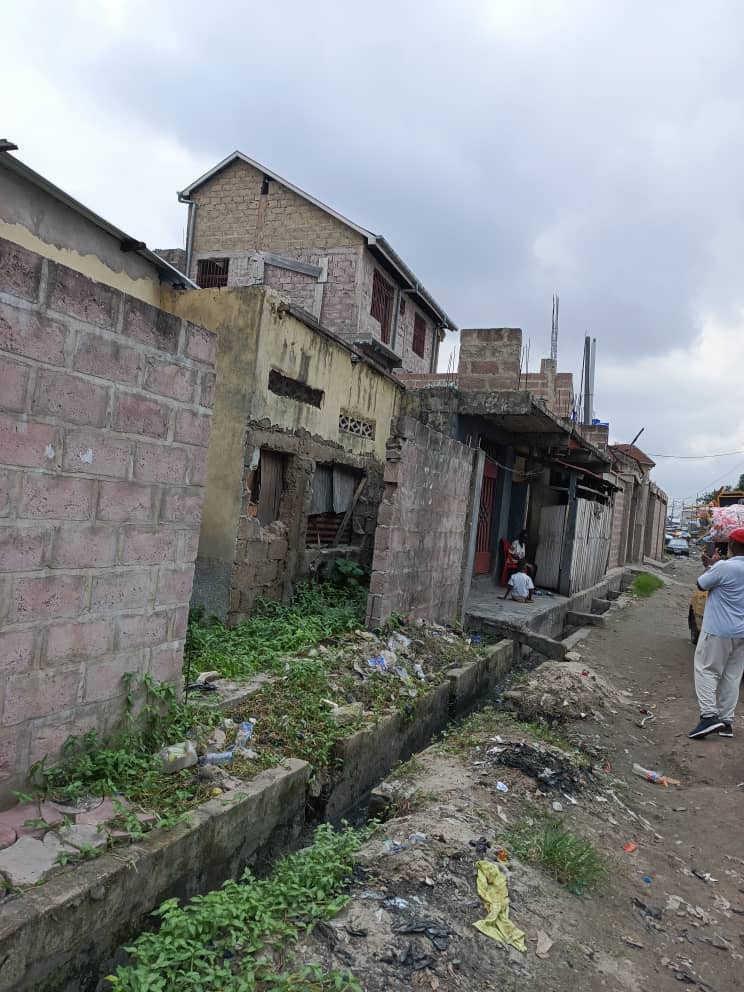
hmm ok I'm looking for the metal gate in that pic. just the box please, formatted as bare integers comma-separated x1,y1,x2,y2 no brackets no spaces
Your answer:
535,504,567,590
474,458,498,574
568,499,612,593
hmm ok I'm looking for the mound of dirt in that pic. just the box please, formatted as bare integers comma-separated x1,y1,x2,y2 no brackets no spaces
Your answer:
502,661,625,723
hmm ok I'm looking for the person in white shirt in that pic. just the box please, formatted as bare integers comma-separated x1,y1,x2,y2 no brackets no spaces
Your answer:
688,526,744,740
507,563,534,603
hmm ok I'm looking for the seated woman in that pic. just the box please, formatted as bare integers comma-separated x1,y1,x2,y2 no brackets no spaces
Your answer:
504,530,537,590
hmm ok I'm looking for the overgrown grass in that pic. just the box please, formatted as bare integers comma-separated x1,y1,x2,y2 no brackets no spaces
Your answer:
107,823,365,992
505,818,604,895
185,581,368,680
630,572,664,598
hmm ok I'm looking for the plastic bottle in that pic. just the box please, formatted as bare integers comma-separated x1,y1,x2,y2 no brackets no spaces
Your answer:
199,750,235,767
234,719,256,751
156,741,198,774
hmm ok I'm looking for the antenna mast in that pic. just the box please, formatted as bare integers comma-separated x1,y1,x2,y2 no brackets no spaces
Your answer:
550,293,559,362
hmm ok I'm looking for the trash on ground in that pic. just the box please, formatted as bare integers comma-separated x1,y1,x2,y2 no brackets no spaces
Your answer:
535,930,553,958
496,781,509,793
692,870,718,884
472,860,527,952
383,896,410,911
198,750,234,767
643,875,653,884
490,742,590,794
393,919,453,951
632,762,680,787
155,741,197,773
469,837,491,856
552,801,564,812
623,842,638,853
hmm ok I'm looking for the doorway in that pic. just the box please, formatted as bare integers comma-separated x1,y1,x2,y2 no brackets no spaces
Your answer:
474,458,498,574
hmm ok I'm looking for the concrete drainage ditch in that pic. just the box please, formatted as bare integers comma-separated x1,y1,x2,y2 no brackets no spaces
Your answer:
0,641,514,992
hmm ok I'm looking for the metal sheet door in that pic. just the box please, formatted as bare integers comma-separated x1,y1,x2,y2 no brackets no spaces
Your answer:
474,458,498,574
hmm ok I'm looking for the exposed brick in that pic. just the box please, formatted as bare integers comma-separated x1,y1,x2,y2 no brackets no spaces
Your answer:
90,569,152,612
0,525,50,570
160,487,203,525
188,446,208,485
52,524,118,568
12,574,83,622
0,414,58,469
0,732,18,777
98,480,154,522
0,301,67,367
0,238,43,302
73,332,142,384
46,263,120,329
119,526,178,566
45,619,113,665
61,429,131,479
4,666,82,724
133,442,188,483
143,360,196,402
0,356,30,413
149,643,183,684
200,371,216,408
177,529,200,563
122,298,180,353
113,391,170,438
33,370,109,427
117,611,169,649
0,629,35,675
84,652,144,704
184,322,216,365
19,473,94,520
170,605,189,640
174,409,211,447
0,468,17,516
156,565,194,606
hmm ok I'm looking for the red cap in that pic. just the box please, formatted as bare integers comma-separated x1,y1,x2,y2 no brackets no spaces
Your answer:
729,527,744,544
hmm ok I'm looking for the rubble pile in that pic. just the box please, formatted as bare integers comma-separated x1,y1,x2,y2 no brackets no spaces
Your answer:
502,660,625,723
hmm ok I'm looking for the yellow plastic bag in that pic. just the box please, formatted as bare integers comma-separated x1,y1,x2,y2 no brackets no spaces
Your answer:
472,860,527,952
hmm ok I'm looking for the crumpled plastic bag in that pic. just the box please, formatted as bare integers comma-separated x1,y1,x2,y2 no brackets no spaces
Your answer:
472,860,526,951
708,506,744,541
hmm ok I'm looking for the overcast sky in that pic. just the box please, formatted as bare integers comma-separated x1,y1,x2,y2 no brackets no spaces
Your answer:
4,0,743,505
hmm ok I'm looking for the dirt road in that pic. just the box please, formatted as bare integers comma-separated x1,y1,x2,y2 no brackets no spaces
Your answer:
298,562,744,991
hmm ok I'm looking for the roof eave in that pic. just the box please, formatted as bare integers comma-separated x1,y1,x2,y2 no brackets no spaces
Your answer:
371,236,458,331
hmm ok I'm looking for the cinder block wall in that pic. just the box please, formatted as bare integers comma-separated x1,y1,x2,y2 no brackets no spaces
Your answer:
457,327,522,391
0,238,215,801
367,417,476,626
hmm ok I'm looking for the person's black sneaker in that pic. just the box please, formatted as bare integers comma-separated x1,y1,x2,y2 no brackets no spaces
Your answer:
688,716,725,739
718,723,734,738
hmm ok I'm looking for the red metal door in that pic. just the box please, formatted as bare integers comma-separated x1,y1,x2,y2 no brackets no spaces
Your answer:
474,458,498,574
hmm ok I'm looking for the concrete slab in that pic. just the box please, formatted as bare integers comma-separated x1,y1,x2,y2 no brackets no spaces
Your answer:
0,802,64,839
0,836,68,887
53,824,108,851
566,610,606,628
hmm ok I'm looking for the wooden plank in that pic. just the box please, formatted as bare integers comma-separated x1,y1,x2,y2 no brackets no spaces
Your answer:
332,477,366,546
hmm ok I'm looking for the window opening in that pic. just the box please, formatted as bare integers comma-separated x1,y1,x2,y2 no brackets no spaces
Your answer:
306,464,363,546
268,369,324,408
196,257,230,289
370,270,395,344
339,411,375,440
412,313,427,358
245,449,286,526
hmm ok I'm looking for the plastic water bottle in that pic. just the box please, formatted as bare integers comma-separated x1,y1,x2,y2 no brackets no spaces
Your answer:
234,719,256,750
199,751,234,767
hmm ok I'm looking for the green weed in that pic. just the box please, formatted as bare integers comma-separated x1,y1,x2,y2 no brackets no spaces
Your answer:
106,823,365,992
505,819,604,895
630,572,664,598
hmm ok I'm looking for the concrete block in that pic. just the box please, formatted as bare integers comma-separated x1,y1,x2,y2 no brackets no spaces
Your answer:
566,610,606,628
591,598,611,614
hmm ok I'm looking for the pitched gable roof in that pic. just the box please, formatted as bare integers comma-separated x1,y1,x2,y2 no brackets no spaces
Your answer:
610,443,656,468
179,151,457,331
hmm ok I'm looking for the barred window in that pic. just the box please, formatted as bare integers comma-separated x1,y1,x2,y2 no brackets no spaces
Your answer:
370,270,394,344
196,257,229,288
339,411,375,440
412,312,427,358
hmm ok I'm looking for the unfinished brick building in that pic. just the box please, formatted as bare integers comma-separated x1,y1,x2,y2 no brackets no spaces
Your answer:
170,151,456,375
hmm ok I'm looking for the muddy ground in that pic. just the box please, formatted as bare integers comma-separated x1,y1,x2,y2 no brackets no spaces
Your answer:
296,560,744,991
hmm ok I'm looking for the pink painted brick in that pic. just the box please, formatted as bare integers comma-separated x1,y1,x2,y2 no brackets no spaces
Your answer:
85,651,144,703
174,409,211,447
184,322,216,365
189,446,208,486
133,442,188,483
143,360,196,403
45,619,113,664
156,565,195,606
160,487,203,525
62,429,131,478
0,414,58,469
113,391,170,438
12,574,83,622
120,526,177,566
19,473,94,520
0,732,18,776
98,480,154,522
0,468,17,516
46,263,120,329
117,610,169,649
28,706,99,766
171,605,189,640
177,529,200,563
0,356,30,413
0,301,67,366
73,333,143,385
4,665,83,724
0,238,43,302
149,643,183,684
0,525,50,570
200,371,216,408
90,569,152,612
0,629,35,675
33,370,109,427
52,523,118,568
122,298,180,353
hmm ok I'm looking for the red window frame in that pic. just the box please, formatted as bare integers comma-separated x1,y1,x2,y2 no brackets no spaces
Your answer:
412,312,427,358
370,270,394,344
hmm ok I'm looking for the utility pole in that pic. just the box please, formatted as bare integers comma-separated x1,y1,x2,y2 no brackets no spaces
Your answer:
582,335,596,425
551,294,559,363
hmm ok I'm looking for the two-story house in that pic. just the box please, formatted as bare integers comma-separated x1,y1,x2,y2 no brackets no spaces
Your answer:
172,151,456,373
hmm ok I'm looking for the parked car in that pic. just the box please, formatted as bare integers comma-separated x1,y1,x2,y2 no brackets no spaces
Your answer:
667,538,690,557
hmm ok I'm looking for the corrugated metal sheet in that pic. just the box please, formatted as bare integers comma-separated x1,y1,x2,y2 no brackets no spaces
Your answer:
306,512,353,547
311,465,334,514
